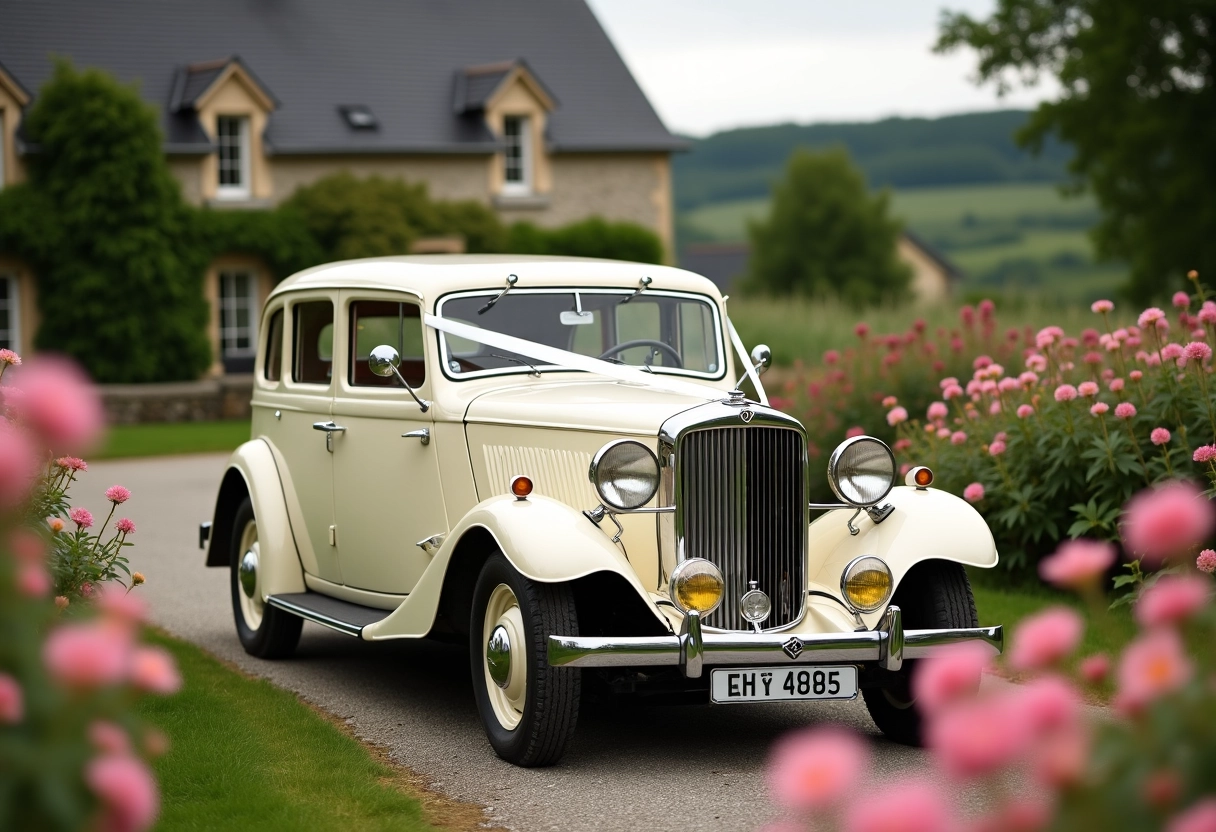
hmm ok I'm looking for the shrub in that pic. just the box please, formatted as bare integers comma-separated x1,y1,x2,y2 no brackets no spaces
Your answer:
506,216,664,263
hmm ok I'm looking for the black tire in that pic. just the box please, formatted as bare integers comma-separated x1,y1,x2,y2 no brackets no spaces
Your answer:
469,552,580,766
230,497,302,659
862,560,978,746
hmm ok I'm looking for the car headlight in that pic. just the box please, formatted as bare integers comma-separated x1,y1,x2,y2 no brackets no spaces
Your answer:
589,439,660,510
669,558,724,615
840,555,893,613
827,436,896,506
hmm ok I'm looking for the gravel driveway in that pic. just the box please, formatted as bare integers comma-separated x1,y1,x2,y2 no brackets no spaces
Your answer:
86,452,979,831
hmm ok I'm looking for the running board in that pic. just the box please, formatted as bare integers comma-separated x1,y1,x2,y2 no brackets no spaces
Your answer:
266,592,389,638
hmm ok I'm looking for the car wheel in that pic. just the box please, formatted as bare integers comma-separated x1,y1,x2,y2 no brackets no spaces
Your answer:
862,560,979,746
230,497,302,659
469,552,580,767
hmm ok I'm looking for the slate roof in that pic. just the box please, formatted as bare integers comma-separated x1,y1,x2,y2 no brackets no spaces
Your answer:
0,0,685,156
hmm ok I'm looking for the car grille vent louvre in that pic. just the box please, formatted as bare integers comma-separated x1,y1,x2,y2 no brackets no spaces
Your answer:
679,426,806,630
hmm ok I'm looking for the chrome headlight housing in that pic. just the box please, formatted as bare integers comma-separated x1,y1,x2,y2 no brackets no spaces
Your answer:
840,555,893,613
589,439,660,511
827,436,896,507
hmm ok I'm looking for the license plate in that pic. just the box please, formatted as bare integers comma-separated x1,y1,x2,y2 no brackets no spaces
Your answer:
710,665,858,703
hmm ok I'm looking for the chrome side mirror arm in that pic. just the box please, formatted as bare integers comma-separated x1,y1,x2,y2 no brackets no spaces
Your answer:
368,344,431,412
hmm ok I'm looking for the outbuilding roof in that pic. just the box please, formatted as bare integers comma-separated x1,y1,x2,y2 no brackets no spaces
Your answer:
0,0,685,156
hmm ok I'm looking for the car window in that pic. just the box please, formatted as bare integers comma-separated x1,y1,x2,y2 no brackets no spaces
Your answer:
293,300,334,384
349,300,425,387
264,308,284,382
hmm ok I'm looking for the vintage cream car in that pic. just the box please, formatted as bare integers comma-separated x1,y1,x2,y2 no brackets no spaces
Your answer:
200,255,1002,766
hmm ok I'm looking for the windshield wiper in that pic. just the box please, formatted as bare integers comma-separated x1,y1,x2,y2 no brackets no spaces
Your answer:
618,275,652,304
478,273,519,315
492,353,542,378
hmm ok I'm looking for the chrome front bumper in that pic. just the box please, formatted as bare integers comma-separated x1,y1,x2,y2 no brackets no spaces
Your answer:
547,605,1003,679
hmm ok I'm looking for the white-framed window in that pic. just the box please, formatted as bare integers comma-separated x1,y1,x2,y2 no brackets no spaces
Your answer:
0,274,20,351
216,115,250,199
219,270,258,362
502,115,532,195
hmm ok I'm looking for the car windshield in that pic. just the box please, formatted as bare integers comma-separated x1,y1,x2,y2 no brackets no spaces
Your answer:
435,289,725,380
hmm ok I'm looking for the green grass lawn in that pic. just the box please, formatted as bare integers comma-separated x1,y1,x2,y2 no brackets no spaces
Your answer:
138,632,463,832
95,420,251,460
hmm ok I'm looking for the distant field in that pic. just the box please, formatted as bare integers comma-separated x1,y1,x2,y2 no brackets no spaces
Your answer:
679,182,1127,304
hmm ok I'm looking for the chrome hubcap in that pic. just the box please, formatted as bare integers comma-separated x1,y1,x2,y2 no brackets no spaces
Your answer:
239,550,258,599
486,625,512,689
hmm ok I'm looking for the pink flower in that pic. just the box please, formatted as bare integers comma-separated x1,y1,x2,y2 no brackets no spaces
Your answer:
43,622,131,689
56,455,88,471
1039,539,1116,589
1168,799,1216,832
1015,675,1082,738
1144,769,1184,810
1015,404,1034,419
0,348,21,366
844,779,951,832
989,440,1006,456
887,406,908,426
97,583,148,625
1122,481,1216,564
943,384,964,400
80,581,95,598
950,431,967,445
893,438,912,452
768,726,867,811
70,507,94,529
1194,445,1216,463
912,641,989,714
1114,402,1137,419
997,377,1019,394
882,396,898,407
89,721,132,755
0,420,39,509
17,563,51,597
845,426,865,439
1184,341,1212,362
0,674,23,724
1108,377,1125,393
10,357,105,453
963,482,985,503
1032,725,1089,789
928,694,1033,778
116,518,136,535
1117,628,1192,713
1077,381,1099,397
1008,607,1083,671
105,485,131,504
939,376,959,390
130,647,182,695
1136,575,1211,628
1090,402,1109,416
973,354,993,370
1026,354,1048,372
1152,427,1172,445
1173,291,1191,308
936,427,952,439
1198,549,1216,573
1084,350,1103,365
1054,384,1078,402
1080,653,1110,684
927,402,948,421
1092,299,1114,314
854,323,870,339
1162,343,1185,361
47,516,65,533
85,754,160,832
1201,303,1216,326
1130,369,1144,381
823,349,840,366
1139,307,1166,328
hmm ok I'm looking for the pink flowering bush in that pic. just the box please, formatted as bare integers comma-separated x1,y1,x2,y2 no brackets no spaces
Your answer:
0,353,174,831
766,483,1216,831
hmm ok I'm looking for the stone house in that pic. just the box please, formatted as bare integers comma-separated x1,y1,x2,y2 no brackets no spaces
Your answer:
0,0,684,374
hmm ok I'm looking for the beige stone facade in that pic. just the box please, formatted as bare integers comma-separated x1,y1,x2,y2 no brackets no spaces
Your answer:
897,235,957,303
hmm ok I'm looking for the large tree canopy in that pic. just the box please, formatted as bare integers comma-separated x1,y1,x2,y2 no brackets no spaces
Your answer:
744,148,911,305
937,1,1216,301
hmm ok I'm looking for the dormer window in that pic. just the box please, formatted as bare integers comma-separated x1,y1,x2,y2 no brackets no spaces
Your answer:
216,115,250,198
502,115,532,195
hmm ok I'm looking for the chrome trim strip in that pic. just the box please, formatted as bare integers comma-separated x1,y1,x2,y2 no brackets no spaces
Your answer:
265,595,364,637
547,624,1002,668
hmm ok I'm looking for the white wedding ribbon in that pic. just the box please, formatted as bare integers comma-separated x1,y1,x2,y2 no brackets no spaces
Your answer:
423,313,722,401
727,319,769,406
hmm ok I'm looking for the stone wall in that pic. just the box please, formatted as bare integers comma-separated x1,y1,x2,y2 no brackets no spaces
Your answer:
99,375,253,424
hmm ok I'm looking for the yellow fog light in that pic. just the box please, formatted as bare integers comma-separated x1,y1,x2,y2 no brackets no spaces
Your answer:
669,558,724,615
840,556,893,613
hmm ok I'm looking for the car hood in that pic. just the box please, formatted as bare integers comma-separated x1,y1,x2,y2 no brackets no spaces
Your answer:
464,378,723,436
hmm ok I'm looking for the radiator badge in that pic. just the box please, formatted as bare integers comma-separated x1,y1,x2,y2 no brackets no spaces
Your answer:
781,636,804,660
740,409,754,423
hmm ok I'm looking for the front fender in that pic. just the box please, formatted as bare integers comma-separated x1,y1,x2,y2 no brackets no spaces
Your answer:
808,485,997,628
361,494,669,640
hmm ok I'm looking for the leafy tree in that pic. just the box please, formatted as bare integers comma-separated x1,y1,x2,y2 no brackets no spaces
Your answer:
936,1,1216,301
506,217,663,263
14,61,212,382
743,148,911,305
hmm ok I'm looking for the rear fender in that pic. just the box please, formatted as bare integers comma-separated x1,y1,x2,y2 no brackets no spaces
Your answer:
807,485,997,628
206,440,306,598
362,494,670,640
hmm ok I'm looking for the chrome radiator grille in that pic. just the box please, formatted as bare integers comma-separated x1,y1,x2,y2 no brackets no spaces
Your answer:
677,426,807,630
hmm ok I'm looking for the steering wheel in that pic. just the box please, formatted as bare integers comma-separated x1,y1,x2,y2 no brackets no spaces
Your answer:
598,339,683,368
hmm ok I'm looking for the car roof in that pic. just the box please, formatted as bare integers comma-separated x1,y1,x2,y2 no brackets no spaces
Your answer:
268,254,724,304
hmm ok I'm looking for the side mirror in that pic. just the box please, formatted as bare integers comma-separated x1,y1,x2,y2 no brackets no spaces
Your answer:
750,344,772,376
368,344,430,412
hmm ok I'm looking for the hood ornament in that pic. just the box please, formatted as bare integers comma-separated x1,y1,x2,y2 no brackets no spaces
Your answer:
724,389,748,407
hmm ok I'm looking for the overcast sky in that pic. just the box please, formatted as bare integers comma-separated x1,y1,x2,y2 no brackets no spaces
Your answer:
584,0,1059,136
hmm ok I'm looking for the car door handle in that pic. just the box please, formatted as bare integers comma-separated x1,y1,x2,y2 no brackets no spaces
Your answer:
401,429,430,446
313,421,346,452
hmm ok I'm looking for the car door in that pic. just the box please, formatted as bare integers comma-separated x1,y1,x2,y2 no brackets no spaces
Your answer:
330,292,446,594
271,294,342,583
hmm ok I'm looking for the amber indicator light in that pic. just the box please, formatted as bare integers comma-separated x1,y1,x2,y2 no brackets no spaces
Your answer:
914,467,933,487
511,475,534,500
